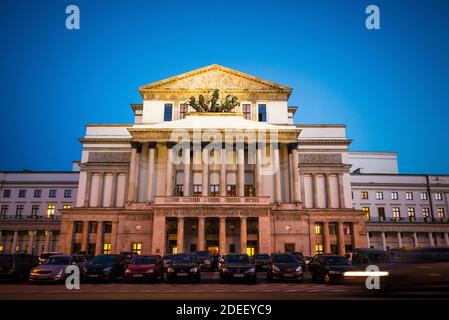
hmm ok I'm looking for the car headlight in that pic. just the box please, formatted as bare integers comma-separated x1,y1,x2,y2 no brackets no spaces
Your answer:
190,267,198,273
57,269,65,275
145,269,154,273
272,265,280,272
221,268,229,272
247,268,255,273
103,267,112,273
329,270,341,275
296,266,302,272
167,268,174,273
125,268,131,273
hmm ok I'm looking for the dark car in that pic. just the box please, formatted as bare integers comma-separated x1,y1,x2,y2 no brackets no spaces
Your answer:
350,248,392,269
162,254,175,270
0,254,38,282
38,252,63,264
166,254,201,283
29,254,86,283
309,254,356,284
253,254,270,271
83,254,126,282
195,251,212,271
267,253,303,282
82,254,96,264
303,256,313,269
120,252,136,264
291,252,306,270
220,254,256,283
124,255,164,282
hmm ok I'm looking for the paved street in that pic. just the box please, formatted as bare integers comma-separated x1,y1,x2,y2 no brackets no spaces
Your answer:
1,272,448,300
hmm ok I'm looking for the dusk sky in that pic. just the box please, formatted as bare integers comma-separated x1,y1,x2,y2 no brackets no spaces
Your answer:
1,0,448,174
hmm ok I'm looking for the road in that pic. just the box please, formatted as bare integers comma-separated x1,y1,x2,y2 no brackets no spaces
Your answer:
1,272,448,300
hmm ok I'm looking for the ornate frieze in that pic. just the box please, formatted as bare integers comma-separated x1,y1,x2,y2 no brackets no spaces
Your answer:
88,152,131,163
154,208,270,217
298,153,342,164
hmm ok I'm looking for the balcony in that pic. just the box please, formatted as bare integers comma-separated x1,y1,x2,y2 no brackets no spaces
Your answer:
366,217,448,224
154,196,272,205
0,215,61,222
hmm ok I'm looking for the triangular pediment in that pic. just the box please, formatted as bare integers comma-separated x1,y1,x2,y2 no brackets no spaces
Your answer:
139,64,292,93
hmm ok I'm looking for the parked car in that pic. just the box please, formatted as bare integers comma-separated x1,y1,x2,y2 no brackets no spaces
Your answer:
252,254,270,271
291,252,306,270
267,253,303,282
195,251,212,271
210,255,219,271
120,252,136,264
309,254,356,284
124,255,164,282
38,252,62,264
219,254,256,283
349,248,392,269
162,254,175,270
166,254,201,283
83,254,127,282
82,254,96,264
30,254,86,283
0,253,38,282
303,256,313,269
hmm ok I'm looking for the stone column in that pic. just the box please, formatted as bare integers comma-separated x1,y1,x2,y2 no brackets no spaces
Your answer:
198,217,205,251
127,142,138,202
165,143,175,196
352,222,360,249
202,147,209,197
97,172,105,207
380,232,387,251
255,147,263,197
177,217,184,253
366,232,371,248
258,215,271,254
219,217,226,254
309,222,316,255
397,232,403,248
151,215,166,254
110,172,118,207
312,174,319,208
183,144,191,197
219,145,227,197
412,232,419,248
325,174,332,208
44,231,52,253
11,231,18,253
81,221,89,252
240,217,247,254
291,146,301,203
83,172,93,207
323,221,330,254
146,142,157,202
337,222,346,255
110,221,118,254
28,231,34,254
444,233,449,246
273,144,282,203
429,232,435,247
338,174,346,208
237,145,245,197
95,221,103,255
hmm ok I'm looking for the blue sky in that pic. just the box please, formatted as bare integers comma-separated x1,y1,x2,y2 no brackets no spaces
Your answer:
0,0,448,173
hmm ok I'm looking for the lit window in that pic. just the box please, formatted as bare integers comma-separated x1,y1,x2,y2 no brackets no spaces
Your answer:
343,224,352,235
18,190,27,198
420,192,428,200
63,204,71,209
422,207,430,218
49,189,57,198
362,207,370,220
0,244,3,252
315,244,323,254
405,192,413,200
407,208,416,220
103,243,111,254
391,192,398,200
360,192,369,200
392,207,400,219
46,205,56,218
164,103,173,121
242,103,251,119
258,104,267,122
314,223,322,235
437,208,445,219
132,243,142,255
244,185,254,197
435,193,443,201
179,103,188,119
34,189,41,198
375,192,383,200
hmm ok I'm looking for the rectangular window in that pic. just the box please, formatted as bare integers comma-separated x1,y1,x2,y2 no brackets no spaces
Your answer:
72,243,81,254
391,192,398,200
104,222,112,234
46,205,56,218
360,191,369,200
49,189,57,198
132,242,142,255
15,205,24,217
244,185,254,197
378,207,386,221
18,189,27,198
284,243,295,253
343,224,352,235
74,222,84,233
88,243,96,255
89,222,98,233
193,185,202,196
435,193,443,201
3,190,11,198
63,204,71,209
329,223,337,235
351,191,354,199
164,103,173,121
175,185,184,196
437,208,445,219
103,243,111,254
258,104,267,122
242,103,251,120
1,205,8,216
407,208,416,221
392,207,401,219
362,207,370,220
315,244,323,254
64,189,72,198
422,207,430,218
179,103,188,119
31,205,39,217
210,185,219,196
226,185,236,197
420,192,428,200
405,192,413,200
314,223,322,235
34,189,41,198
375,192,383,200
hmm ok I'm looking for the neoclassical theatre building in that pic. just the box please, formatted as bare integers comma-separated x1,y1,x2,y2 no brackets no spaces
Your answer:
58,65,366,256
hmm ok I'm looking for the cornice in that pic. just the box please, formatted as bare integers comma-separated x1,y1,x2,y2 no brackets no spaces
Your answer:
298,139,352,146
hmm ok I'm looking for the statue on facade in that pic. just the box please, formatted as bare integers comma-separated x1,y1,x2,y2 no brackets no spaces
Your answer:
185,89,240,113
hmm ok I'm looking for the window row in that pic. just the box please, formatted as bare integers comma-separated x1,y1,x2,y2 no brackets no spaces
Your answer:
2,189,72,199
175,184,255,197
0,204,71,217
314,223,352,235
362,206,446,220
357,191,443,201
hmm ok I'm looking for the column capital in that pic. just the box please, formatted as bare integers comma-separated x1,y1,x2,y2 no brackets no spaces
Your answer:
166,142,177,149
287,143,299,152
131,142,142,152
148,142,157,149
